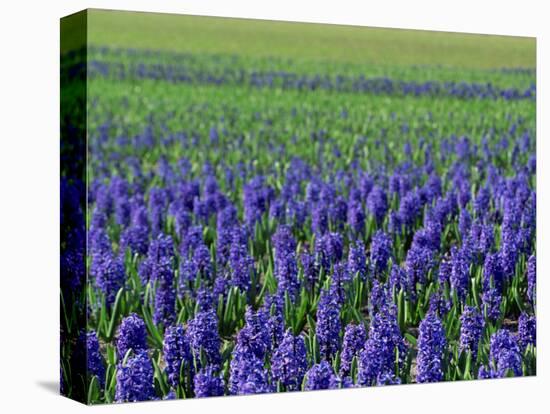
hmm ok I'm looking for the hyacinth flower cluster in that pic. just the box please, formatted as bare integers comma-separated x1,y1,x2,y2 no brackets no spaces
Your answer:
416,312,446,383
60,34,536,404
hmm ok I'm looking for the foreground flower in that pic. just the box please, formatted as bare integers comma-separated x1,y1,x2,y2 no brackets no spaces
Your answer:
339,323,366,377
518,312,536,349
366,186,388,225
316,289,341,360
271,330,308,391
483,252,504,292
94,251,125,306
153,281,176,327
116,313,148,359
527,254,536,305
416,311,446,383
358,304,408,386
115,351,155,402
230,307,272,394
482,287,502,321
187,307,221,367
230,353,271,395
347,240,367,280
229,226,254,291
86,330,105,386
459,306,484,359
194,365,225,397
163,325,193,388
272,225,299,299
450,245,470,302
479,329,523,378
315,232,344,273
304,361,338,390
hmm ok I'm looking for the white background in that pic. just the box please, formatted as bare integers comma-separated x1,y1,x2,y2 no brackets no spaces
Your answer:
0,0,547,412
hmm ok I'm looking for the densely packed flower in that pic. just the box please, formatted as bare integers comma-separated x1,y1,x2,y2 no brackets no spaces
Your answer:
271,330,308,391
481,329,523,378
194,365,225,397
86,331,105,386
459,306,485,358
316,289,342,360
304,361,338,391
416,312,446,383
358,304,408,386
116,313,148,359
61,30,536,404
339,323,366,377
163,325,193,388
115,351,156,402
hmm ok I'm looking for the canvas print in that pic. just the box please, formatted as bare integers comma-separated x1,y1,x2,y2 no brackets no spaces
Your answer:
60,9,536,405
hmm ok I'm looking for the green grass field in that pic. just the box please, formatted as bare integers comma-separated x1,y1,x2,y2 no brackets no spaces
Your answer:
83,9,535,69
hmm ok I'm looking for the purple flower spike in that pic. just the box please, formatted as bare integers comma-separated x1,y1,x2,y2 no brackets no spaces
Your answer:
116,313,148,359
304,361,339,390
416,311,446,383
163,324,193,388
316,289,341,360
115,351,156,402
271,330,308,391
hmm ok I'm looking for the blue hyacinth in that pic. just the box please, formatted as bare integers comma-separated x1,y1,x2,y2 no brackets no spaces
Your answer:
370,230,392,276
347,240,367,280
187,308,221,367
450,245,470,302
271,330,308,391
153,281,176,327
483,252,504,292
339,323,366,377
358,304,407,386
347,199,365,235
311,202,329,235
486,329,523,377
316,289,341,360
416,311,446,383
94,251,125,307
405,243,434,297
459,306,485,359
272,225,299,299
232,356,272,395
194,365,225,397
235,307,272,359
163,324,193,388
330,262,351,304
315,232,344,273
116,313,148,359
366,185,388,225
119,225,149,257
86,331,105,386
527,254,536,305
482,287,502,321
304,361,338,390
263,294,285,351
115,350,156,402
301,251,319,288
229,225,254,291
518,312,536,349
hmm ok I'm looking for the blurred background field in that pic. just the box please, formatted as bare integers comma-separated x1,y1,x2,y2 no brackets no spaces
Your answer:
84,9,535,69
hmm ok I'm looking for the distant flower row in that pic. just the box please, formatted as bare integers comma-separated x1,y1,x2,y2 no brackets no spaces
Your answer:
80,59,535,100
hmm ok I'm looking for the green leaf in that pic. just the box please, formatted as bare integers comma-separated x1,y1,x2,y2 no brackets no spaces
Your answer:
141,305,164,348
87,375,100,404
106,288,124,341
404,333,417,347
